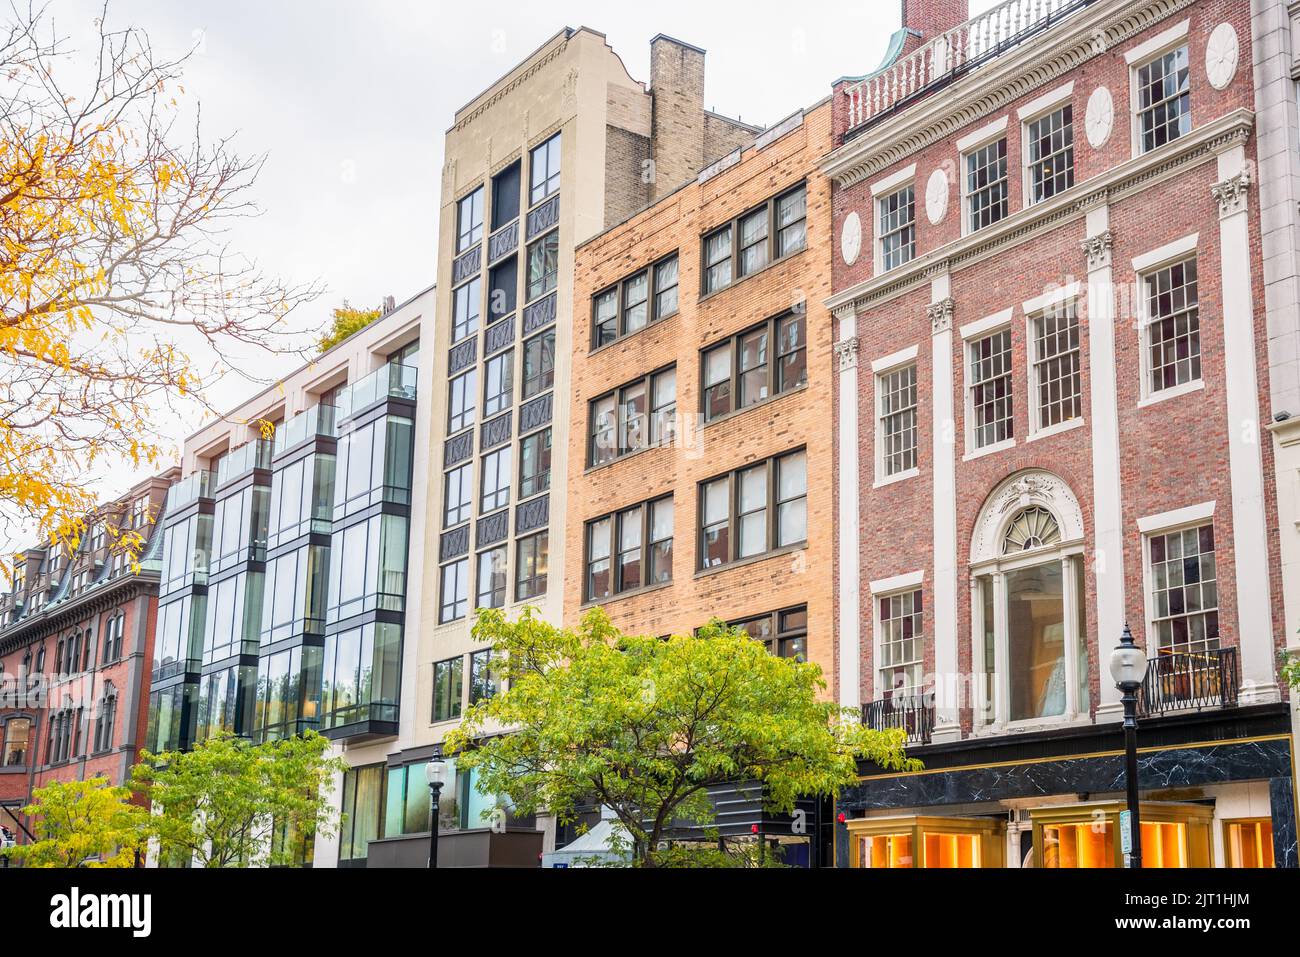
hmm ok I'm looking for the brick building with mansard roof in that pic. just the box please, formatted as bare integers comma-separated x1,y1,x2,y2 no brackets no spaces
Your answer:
826,0,1294,868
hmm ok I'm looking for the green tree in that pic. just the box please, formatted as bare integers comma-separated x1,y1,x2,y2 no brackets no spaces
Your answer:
444,607,920,868
2,777,148,868
1282,650,1300,692
317,302,382,353
131,731,347,868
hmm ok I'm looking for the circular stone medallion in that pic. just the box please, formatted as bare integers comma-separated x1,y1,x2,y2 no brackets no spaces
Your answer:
925,167,949,225
841,211,862,266
1085,85,1114,148
1206,23,1239,91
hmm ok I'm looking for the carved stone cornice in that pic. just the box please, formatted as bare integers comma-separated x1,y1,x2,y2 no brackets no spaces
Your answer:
928,298,956,335
1081,229,1114,270
1211,170,1252,217
823,0,1199,187
834,337,860,372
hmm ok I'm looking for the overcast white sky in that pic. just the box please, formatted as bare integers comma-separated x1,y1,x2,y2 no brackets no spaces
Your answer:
32,0,996,521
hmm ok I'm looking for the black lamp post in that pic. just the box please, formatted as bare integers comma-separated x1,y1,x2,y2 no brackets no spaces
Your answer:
425,757,449,869
1109,624,1150,869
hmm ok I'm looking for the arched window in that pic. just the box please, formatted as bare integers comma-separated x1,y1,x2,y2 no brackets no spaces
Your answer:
103,612,125,663
970,472,1090,730
3,717,31,766
94,684,118,754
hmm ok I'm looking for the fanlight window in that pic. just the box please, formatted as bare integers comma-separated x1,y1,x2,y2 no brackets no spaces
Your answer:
1002,507,1061,554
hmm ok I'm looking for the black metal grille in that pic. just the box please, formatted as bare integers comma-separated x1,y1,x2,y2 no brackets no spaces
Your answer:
863,693,933,745
1139,647,1239,717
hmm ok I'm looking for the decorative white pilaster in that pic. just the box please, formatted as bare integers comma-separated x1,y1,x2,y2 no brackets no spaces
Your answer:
1214,147,1279,704
835,307,861,710
1082,206,1126,721
928,280,961,742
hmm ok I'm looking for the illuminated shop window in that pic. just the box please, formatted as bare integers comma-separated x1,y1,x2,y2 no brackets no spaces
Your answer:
1224,819,1274,869
845,816,1004,869
1031,802,1212,868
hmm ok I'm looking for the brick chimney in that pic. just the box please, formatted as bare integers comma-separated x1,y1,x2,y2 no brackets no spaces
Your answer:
649,35,706,200
900,0,970,55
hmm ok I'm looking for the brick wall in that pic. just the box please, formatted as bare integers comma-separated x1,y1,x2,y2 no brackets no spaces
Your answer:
569,103,837,685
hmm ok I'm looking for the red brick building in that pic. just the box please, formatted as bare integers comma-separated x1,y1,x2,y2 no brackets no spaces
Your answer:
0,473,173,853
826,0,1294,868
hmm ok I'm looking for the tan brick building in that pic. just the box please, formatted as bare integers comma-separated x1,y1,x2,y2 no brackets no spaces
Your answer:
567,102,834,682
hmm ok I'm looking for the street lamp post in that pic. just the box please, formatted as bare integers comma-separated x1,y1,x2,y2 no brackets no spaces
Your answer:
425,758,449,869
1109,624,1150,869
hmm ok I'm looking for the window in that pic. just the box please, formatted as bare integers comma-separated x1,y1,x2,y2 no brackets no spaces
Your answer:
519,428,552,499
476,548,506,610
448,369,476,434
1148,524,1217,653
529,132,561,205
731,606,807,660
879,590,923,696
444,463,473,528
526,231,559,301
3,717,31,766
515,532,548,601
1224,819,1274,869
1031,302,1081,430
491,161,521,230
702,185,807,294
587,367,677,466
338,764,387,863
584,497,673,601
456,186,484,253
699,450,807,569
590,255,679,349
432,656,463,722
488,256,517,322
969,328,1013,449
878,363,918,478
480,446,511,513
469,649,499,706
965,138,1008,233
1137,46,1190,154
102,612,125,663
483,350,513,417
523,330,555,399
1144,257,1200,394
321,622,400,730
878,185,915,270
701,313,806,423
439,558,468,623
452,276,481,343
334,415,413,517
94,684,117,753
1026,105,1074,203
325,514,408,623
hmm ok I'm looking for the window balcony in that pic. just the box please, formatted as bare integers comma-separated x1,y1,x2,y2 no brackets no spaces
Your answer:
165,470,214,512
842,0,1094,137
863,693,934,746
273,404,337,456
336,362,418,421
1139,647,1239,717
215,440,272,487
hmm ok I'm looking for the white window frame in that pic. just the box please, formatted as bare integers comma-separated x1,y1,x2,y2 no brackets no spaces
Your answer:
960,309,1016,460
1136,500,1217,655
871,345,920,487
1022,282,1085,440
1017,82,1075,208
956,116,1009,238
1132,233,1203,407
1125,20,1191,159
870,570,925,703
870,164,916,274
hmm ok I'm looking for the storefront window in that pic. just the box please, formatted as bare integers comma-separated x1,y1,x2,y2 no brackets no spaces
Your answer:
1032,802,1212,868
1224,819,1274,868
339,764,387,863
846,816,1003,868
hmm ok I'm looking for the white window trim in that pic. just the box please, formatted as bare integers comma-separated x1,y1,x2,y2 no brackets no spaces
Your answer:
1127,22,1191,158
1137,499,1216,655
963,311,1016,459
958,118,1010,238
871,579,925,703
1019,84,1075,207
873,176,918,274
1134,235,1201,404
873,345,921,486
1024,287,1085,437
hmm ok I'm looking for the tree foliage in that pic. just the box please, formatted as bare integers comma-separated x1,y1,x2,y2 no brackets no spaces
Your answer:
130,731,346,868
1282,650,1300,693
444,607,921,867
2,776,148,867
0,3,320,571
317,301,381,353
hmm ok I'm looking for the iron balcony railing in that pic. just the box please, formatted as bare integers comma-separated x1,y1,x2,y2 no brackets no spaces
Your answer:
842,0,1094,136
863,692,934,746
1139,647,1239,717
